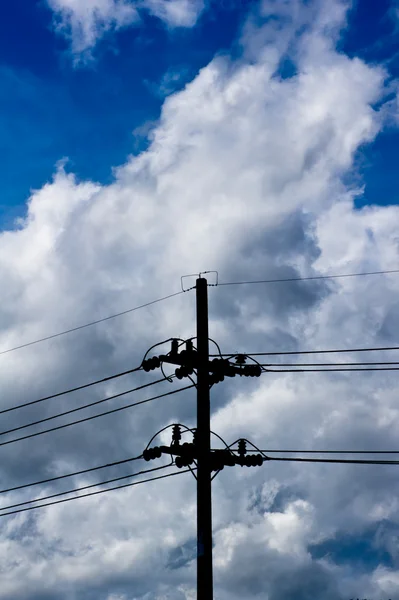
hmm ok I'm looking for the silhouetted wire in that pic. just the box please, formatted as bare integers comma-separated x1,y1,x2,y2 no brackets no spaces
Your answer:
0,469,192,518
0,340,190,416
260,362,399,367
268,456,399,465
245,449,399,454
240,440,399,465
0,455,145,495
0,462,174,511
211,345,399,357
264,367,399,372
0,378,169,437
0,365,145,416
210,431,230,449
0,291,186,356
218,269,399,287
208,338,223,358
0,376,173,437
0,384,195,448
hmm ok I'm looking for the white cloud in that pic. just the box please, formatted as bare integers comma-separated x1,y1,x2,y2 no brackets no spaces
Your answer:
47,0,140,56
46,0,204,57
2,0,399,598
143,0,204,27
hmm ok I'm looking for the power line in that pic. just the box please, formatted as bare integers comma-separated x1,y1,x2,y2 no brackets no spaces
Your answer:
0,377,168,438
0,469,191,518
0,463,172,512
0,454,144,495
218,269,399,287
247,449,399,454
266,456,399,465
0,365,143,416
0,384,195,448
260,362,399,367
0,290,185,357
264,366,399,372
211,345,399,357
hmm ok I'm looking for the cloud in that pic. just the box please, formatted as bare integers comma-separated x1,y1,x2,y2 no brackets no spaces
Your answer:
46,0,205,58
143,0,204,27
2,0,399,598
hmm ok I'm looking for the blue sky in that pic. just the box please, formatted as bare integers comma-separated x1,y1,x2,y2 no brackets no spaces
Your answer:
1,0,399,228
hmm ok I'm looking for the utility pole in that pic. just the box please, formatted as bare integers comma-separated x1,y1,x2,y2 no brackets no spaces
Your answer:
195,277,213,599
141,275,264,600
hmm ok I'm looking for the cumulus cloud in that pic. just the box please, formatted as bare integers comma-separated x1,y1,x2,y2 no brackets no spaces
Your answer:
46,0,204,57
1,0,399,598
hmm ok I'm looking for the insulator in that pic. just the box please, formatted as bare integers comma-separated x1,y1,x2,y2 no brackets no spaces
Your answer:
211,358,221,372
175,456,184,468
171,339,179,355
235,354,247,364
143,446,162,461
242,364,262,377
142,356,161,372
244,454,263,467
186,340,194,353
210,455,224,472
223,451,236,467
210,372,224,384
175,367,184,379
224,363,236,377
252,365,262,377
175,366,194,379
238,439,247,456
172,425,181,444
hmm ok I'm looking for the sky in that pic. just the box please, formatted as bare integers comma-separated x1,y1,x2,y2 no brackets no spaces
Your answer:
1,0,399,598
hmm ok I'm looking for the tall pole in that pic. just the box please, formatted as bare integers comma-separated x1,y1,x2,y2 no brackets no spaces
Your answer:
196,277,213,599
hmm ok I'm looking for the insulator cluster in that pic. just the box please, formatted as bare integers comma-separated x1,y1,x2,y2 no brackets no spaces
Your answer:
239,364,262,377
209,358,262,384
172,425,182,444
235,454,264,467
210,449,264,471
141,343,263,382
142,356,161,372
143,446,163,461
175,365,194,379
174,443,196,468
238,439,247,456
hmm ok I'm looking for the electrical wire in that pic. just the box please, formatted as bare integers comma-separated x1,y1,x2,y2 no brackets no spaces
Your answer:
0,377,170,438
262,366,399,372
0,463,173,511
0,365,144,416
218,269,399,287
245,449,399,454
0,384,195,448
0,469,192,518
0,455,144,495
0,291,186,357
238,440,399,465
260,362,399,367
267,456,399,465
211,345,399,357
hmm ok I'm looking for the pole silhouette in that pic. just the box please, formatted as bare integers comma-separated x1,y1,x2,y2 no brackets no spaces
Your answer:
195,277,213,599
